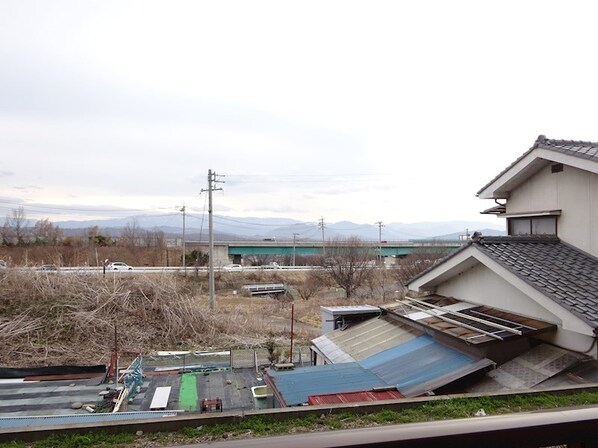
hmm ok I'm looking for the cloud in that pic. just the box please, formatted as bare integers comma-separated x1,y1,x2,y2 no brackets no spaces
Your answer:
2,1,597,226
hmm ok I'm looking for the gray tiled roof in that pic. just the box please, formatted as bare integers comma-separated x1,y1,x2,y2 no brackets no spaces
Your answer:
474,235,598,328
477,135,598,196
534,135,598,160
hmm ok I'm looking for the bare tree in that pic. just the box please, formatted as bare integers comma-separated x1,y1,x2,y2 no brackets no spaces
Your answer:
295,270,327,300
142,228,166,248
33,219,62,245
320,236,375,299
120,219,141,247
0,223,10,246
395,245,451,287
364,266,396,302
5,207,27,245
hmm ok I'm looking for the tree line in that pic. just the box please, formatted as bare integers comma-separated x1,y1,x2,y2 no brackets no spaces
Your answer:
1,207,166,248
2,207,450,299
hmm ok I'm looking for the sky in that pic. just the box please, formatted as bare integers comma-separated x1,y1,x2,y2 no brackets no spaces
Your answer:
2,1,598,229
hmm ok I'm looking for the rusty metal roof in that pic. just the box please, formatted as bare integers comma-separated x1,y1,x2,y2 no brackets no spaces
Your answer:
307,389,404,405
383,295,556,345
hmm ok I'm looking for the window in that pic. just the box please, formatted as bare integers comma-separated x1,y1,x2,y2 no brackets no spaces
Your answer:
508,216,557,236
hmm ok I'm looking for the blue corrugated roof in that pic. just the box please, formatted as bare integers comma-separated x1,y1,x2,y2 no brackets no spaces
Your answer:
268,335,494,406
266,363,387,407
359,335,493,397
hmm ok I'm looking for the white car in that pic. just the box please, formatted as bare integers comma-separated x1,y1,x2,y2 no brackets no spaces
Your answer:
106,262,133,271
223,264,243,272
263,262,280,269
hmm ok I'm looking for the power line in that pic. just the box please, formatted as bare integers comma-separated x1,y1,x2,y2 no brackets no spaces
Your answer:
212,214,306,227
227,173,396,184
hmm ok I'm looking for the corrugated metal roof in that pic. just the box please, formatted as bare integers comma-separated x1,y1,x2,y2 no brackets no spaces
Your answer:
359,335,494,397
308,389,404,405
467,344,583,393
0,410,181,429
310,335,356,364
270,334,494,406
265,363,387,407
311,316,421,363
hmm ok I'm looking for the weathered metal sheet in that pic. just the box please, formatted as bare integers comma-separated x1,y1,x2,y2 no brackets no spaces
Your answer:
0,410,180,429
265,363,387,407
312,316,421,363
467,344,583,393
359,335,494,397
383,296,557,345
307,389,404,405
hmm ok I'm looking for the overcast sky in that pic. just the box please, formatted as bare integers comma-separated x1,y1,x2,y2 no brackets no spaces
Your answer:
1,1,597,228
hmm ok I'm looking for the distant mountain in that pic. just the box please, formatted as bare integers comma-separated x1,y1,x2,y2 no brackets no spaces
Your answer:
52,214,505,241
431,228,506,240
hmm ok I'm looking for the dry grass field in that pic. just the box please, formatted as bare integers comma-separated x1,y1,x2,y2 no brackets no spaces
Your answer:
0,269,396,368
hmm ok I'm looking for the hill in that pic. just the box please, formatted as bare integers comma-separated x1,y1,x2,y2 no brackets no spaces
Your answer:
52,215,505,241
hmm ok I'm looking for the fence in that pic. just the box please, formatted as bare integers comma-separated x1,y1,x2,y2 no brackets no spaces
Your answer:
142,347,312,373
230,347,311,370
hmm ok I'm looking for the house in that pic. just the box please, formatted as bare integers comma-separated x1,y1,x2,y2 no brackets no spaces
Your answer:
408,135,598,359
266,135,598,407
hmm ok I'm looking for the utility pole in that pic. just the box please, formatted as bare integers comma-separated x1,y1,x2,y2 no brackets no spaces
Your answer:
178,205,186,274
376,221,385,265
201,169,224,312
319,217,326,256
292,232,299,267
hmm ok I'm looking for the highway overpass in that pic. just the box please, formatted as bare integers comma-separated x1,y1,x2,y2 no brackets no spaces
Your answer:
185,240,464,265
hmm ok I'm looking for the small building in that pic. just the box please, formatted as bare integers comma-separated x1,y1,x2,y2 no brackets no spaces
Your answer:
267,136,598,408
320,305,382,334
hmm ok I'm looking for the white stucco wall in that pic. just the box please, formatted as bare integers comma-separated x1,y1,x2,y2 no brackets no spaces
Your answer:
437,263,560,324
506,164,598,257
535,328,598,358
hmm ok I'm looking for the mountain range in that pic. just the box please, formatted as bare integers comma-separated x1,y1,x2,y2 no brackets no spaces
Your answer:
54,214,505,241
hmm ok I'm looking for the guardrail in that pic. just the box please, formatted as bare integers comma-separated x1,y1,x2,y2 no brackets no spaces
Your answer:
11,266,322,273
